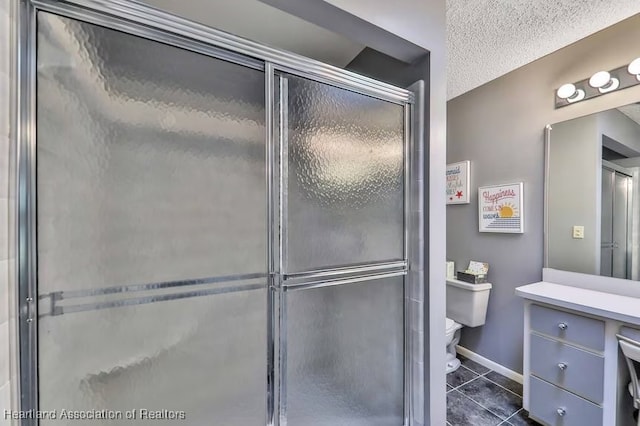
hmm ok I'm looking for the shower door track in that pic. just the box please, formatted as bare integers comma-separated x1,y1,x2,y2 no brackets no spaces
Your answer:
13,1,425,425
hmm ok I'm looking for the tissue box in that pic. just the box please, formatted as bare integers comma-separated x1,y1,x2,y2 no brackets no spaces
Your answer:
456,271,487,284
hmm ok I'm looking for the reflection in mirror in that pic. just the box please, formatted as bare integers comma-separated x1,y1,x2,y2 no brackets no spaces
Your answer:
546,102,640,280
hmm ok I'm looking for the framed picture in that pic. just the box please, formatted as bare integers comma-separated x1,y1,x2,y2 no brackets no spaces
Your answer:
446,161,470,204
478,182,524,233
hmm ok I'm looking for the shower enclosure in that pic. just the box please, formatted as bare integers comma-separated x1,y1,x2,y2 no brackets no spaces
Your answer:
14,1,425,425
600,165,632,279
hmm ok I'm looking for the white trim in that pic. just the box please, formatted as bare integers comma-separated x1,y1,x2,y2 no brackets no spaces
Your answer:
455,345,523,384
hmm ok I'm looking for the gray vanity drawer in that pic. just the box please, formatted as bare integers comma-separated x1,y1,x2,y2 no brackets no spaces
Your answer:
529,376,602,426
530,333,604,403
530,304,604,351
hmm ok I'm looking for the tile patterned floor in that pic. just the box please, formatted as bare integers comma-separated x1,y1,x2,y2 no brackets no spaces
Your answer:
446,355,540,426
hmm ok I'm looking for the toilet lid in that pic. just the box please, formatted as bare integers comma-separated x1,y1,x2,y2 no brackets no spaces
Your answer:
446,317,459,333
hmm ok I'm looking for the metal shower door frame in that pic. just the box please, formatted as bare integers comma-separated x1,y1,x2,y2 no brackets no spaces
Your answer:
13,1,425,425
267,71,421,426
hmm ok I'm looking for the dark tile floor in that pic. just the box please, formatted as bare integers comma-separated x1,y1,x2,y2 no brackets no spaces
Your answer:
446,355,540,426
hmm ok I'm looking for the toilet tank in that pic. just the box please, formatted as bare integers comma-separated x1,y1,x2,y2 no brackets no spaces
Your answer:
446,279,492,327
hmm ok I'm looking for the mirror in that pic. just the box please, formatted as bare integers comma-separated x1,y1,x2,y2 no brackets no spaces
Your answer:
545,102,640,280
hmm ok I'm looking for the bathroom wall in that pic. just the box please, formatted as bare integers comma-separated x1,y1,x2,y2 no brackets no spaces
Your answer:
447,13,640,373
598,108,640,155
1,0,15,422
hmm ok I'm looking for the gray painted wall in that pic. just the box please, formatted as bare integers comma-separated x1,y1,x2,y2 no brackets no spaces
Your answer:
547,115,601,275
447,13,640,373
598,108,640,156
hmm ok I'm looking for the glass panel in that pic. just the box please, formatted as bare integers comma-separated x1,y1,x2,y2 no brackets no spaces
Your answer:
36,12,266,294
38,288,267,426
36,12,267,425
285,76,405,273
285,277,404,426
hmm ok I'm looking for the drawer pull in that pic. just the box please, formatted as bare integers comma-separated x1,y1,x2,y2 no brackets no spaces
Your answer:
557,408,566,417
558,322,568,330
557,362,568,370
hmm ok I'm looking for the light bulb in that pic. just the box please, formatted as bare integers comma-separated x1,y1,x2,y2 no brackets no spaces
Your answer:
556,83,585,103
589,71,611,88
629,57,640,80
557,84,577,99
589,70,619,93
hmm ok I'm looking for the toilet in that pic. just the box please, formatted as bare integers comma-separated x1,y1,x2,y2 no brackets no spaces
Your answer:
446,278,492,373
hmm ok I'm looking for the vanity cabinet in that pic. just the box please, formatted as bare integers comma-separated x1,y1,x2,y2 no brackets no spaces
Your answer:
530,334,604,403
529,376,602,426
527,304,605,424
530,304,605,351
517,279,640,426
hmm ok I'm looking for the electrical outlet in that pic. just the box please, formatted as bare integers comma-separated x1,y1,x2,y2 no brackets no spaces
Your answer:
572,226,585,239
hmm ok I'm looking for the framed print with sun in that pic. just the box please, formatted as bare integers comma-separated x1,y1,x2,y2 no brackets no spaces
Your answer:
478,182,524,233
446,161,470,204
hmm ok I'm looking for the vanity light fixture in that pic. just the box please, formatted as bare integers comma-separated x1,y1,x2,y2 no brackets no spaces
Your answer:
588,71,619,93
555,56,640,108
629,57,640,81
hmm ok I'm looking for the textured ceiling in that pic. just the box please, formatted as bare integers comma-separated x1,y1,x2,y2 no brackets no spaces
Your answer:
447,0,640,100
618,103,640,127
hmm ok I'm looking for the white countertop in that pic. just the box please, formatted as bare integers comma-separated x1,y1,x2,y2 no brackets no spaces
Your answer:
516,281,640,326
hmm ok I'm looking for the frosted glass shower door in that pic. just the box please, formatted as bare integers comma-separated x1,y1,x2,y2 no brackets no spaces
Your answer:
280,75,407,426
284,76,405,273
36,12,266,425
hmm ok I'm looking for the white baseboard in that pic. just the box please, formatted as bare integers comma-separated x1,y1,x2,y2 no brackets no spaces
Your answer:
455,345,523,384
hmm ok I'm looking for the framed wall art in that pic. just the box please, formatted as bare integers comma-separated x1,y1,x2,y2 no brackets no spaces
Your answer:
478,182,524,233
446,160,470,204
